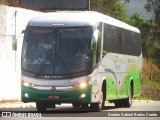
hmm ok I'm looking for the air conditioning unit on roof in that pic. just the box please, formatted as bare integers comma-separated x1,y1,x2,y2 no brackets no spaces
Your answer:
19,0,90,11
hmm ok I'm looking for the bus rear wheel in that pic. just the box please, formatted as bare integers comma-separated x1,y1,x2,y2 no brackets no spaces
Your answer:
114,101,123,108
123,85,132,107
114,85,132,108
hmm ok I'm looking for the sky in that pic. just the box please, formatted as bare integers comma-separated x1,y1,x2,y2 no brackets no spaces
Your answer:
120,0,154,19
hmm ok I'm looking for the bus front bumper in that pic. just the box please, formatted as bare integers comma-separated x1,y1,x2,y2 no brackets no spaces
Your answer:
21,85,92,104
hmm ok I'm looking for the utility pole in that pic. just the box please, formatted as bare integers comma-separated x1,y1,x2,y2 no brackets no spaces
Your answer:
14,10,17,72
88,0,90,10
96,0,99,11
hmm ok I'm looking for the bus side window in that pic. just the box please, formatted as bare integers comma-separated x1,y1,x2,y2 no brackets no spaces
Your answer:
121,29,125,54
112,26,120,53
103,24,114,56
122,30,141,56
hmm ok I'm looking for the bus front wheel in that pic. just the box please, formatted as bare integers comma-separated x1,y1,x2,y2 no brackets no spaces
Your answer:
36,102,47,111
72,103,80,108
90,91,104,112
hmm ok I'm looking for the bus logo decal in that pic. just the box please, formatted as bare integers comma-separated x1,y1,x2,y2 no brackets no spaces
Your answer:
51,86,56,91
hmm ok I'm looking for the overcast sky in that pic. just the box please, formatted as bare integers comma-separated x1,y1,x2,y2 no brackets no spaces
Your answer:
120,0,154,19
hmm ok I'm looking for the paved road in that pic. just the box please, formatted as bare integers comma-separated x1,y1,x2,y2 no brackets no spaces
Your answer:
0,102,160,120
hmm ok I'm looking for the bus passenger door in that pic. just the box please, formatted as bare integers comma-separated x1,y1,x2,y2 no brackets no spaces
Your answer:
113,55,123,98
113,28,125,99
103,54,122,100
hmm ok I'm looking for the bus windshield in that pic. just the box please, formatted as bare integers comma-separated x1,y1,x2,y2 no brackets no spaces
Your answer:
22,26,92,78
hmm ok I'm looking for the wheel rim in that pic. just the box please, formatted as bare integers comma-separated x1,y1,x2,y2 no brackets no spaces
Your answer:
99,91,103,109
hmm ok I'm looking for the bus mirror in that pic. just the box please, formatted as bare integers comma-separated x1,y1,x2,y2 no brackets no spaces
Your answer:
102,51,107,57
12,34,17,51
91,30,99,51
21,30,25,34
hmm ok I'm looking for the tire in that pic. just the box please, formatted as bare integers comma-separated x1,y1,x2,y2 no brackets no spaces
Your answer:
81,103,89,111
47,103,56,108
90,91,104,112
114,101,123,108
81,103,89,108
123,85,132,107
36,102,47,111
114,85,132,108
72,103,80,108
90,102,100,112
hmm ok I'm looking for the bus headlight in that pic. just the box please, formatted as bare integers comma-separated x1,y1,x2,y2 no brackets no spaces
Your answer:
74,82,89,89
22,81,34,88
80,82,88,88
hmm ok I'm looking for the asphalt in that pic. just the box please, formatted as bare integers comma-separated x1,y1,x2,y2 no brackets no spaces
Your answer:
0,100,159,109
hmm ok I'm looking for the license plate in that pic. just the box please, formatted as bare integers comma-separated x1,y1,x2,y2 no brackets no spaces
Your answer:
48,95,59,99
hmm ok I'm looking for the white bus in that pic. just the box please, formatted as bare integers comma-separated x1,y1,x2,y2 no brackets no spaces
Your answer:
21,11,142,112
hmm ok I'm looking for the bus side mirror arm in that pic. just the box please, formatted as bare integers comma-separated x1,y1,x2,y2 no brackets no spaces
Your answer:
21,30,25,34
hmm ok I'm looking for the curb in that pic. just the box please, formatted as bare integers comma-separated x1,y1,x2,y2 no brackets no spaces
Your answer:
133,100,160,103
0,102,36,109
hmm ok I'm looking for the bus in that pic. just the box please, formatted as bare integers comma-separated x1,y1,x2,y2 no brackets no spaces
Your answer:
21,11,142,112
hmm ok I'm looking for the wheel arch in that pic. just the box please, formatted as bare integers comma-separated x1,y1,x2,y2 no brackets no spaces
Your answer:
130,78,134,98
101,79,107,100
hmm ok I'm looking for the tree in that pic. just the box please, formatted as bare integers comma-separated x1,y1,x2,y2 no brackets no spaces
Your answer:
125,12,160,67
90,0,127,21
125,13,149,57
145,0,160,66
0,0,19,5
145,0,160,42
145,0,160,23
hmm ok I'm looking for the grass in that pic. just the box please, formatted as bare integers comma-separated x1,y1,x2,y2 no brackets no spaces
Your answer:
136,58,160,101
133,97,155,101
142,58,160,83
143,80,160,89
138,82,160,101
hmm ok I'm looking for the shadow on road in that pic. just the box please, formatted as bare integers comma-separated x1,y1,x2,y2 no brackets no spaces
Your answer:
44,104,117,113
39,105,120,117
0,104,128,117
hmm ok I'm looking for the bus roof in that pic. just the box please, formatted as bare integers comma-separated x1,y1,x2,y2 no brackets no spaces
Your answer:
28,11,140,33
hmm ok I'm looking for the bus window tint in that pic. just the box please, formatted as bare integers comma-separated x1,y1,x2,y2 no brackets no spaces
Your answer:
103,24,114,54
55,28,92,74
103,23,141,56
122,29,141,56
